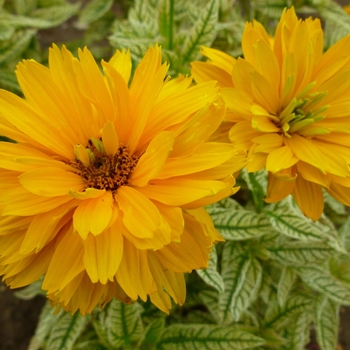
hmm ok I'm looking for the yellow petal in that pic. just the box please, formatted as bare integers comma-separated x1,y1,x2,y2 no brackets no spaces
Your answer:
159,143,236,179
116,186,162,239
115,238,155,301
19,167,85,197
131,131,174,187
101,121,119,156
266,146,298,173
83,224,123,284
73,191,114,238
296,161,330,188
108,48,132,85
265,172,295,203
42,225,85,293
200,46,236,75
191,61,233,87
291,175,324,221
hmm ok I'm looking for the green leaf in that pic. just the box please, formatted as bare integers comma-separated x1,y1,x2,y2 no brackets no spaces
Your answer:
77,0,114,26
282,313,311,350
107,299,143,348
199,289,221,323
30,3,80,27
156,325,266,349
45,312,90,350
13,0,37,15
0,68,20,92
210,207,273,240
158,0,173,48
264,295,313,330
13,278,44,300
28,303,63,350
314,297,340,350
265,201,331,242
196,246,225,292
298,265,350,306
128,0,158,36
219,255,262,324
0,29,36,65
323,190,347,215
0,25,15,40
208,197,243,211
72,340,106,350
268,241,333,266
181,0,218,63
277,267,296,307
140,318,165,348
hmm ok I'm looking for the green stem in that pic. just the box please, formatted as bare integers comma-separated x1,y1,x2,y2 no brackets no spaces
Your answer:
168,0,175,50
248,172,265,213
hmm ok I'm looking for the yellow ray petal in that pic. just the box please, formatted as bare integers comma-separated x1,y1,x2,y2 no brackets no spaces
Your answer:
291,175,324,221
101,121,119,156
159,143,236,179
326,182,350,206
42,225,85,293
108,48,132,84
137,178,229,207
116,186,162,239
19,167,85,197
265,171,295,203
131,131,174,187
200,46,236,75
296,161,330,188
116,238,155,301
191,61,233,87
73,191,114,239
148,252,186,304
266,146,298,173
83,224,123,284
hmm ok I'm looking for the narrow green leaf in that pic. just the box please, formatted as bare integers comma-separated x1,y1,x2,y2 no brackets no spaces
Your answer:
140,318,165,348
265,202,330,242
128,0,158,36
199,289,221,324
14,0,37,15
298,265,350,305
30,3,80,27
282,313,311,350
0,29,36,65
240,169,267,197
196,246,225,292
219,255,262,324
0,13,50,28
45,312,89,350
72,340,106,350
210,207,273,240
314,297,339,350
264,295,313,330
28,303,63,350
208,197,243,211
277,267,296,307
181,0,218,63
323,190,347,215
157,325,266,350
107,299,143,348
77,0,114,26
268,241,333,266
0,25,15,40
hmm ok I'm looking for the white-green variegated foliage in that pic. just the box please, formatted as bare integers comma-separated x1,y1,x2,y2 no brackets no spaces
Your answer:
4,0,350,349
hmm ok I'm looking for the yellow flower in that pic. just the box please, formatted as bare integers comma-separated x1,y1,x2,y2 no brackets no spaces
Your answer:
192,7,350,220
0,45,243,314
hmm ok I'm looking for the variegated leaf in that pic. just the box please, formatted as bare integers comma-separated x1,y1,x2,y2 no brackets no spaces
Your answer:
157,324,266,349
196,246,225,292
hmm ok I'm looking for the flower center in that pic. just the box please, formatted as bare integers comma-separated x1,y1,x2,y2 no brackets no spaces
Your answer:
70,138,139,191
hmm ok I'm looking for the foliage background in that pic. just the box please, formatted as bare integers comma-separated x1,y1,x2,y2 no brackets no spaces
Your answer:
1,0,350,349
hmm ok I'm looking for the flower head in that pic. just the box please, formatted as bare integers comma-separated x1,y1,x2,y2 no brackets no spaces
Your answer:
0,45,243,314
192,7,350,220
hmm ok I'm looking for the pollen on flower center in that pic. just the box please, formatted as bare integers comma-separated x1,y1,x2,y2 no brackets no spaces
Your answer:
70,139,139,191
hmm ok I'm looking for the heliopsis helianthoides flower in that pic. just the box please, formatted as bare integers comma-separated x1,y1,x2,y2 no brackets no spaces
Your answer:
0,44,245,314
192,7,350,221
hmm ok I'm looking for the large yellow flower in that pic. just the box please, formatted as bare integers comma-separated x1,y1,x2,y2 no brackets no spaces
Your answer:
0,45,243,314
192,7,350,220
